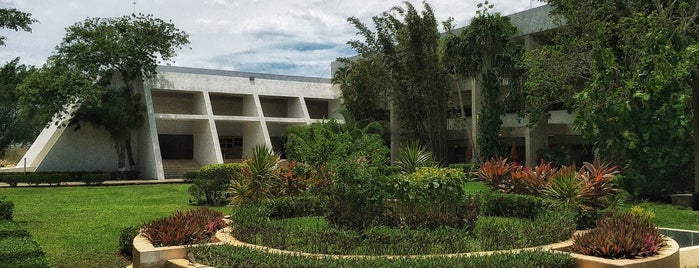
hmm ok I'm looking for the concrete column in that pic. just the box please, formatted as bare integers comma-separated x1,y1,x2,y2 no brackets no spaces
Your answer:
193,120,219,166
138,82,164,180
288,97,307,119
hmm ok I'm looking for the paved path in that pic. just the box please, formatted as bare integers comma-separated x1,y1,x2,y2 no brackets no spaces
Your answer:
0,179,186,188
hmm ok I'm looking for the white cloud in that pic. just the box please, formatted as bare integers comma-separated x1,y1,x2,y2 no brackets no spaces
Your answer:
0,0,545,78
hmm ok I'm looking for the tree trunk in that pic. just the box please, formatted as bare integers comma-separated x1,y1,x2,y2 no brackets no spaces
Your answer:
126,135,135,166
693,76,699,194
116,141,126,170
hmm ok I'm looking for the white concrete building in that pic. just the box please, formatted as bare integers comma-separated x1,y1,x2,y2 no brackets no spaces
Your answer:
3,5,589,179
6,66,341,179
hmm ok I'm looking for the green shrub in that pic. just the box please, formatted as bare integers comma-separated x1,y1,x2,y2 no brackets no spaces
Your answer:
392,167,477,229
190,163,244,206
475,207,577,251
449,163,476,178
572,211,665,259
187,245,574,268
118,226,139,260
479,192,549,219
183,171,199,183
141,207,226,247
109,171,139,180
229,204,273,242
230,145,282,205
285,118,391,229
260,195,327,219
0,197,13,220
81,173,109,185
394,142,436,174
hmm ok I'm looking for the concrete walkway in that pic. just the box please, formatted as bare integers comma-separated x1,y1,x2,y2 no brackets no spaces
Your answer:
0,179,186,188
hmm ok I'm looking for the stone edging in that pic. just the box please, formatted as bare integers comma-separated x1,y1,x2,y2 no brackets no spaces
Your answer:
137,224,680,268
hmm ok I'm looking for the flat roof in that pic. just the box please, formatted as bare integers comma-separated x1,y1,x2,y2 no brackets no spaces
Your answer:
156,65,331,84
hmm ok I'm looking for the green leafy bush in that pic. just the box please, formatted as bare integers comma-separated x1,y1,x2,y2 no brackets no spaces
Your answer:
0,197,13,220
260,195,327,219
285,118,391,229
141,207,226,247
118,225,139,260
572,211,666,259
109,170,139,180
81,173,108,185
189,163,243,206
392,167,477,229
187,245,574,268
449,163,476,178
475,207,576,251
229,204,273,243
479,192,548,219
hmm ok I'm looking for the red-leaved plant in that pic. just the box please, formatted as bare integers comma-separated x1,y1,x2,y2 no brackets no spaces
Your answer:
572,211,665,259
142,207,226,247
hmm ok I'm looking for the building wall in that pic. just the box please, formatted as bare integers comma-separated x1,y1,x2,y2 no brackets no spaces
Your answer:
35,123,126,172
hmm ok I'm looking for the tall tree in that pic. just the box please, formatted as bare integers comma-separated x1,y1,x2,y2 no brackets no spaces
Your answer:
441,2,524,161
338,2,450,161
0,58,38,156
0,8,37,46
19,13,189,170
537,0,699,199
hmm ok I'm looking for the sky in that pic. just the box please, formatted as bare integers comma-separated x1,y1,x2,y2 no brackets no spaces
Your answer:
0,0,544,78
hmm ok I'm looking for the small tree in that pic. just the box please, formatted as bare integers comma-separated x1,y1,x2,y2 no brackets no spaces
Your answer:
441,2,524,161
19,14,189,170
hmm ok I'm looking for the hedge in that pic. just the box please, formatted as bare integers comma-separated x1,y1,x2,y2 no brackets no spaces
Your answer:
0,171,139,186
187,245,574,268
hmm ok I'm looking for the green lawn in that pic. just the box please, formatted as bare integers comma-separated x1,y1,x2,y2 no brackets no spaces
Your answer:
0,184,225,268
619,201,699,231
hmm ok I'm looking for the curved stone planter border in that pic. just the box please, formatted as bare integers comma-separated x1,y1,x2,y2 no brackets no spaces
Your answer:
133,226,681,268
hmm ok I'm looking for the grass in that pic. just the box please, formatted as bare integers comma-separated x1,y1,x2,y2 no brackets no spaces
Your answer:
0,183,227,268
618,201,699,231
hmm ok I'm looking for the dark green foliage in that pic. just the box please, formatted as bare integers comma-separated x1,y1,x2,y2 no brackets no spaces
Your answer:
260,195,327,219
0,8,37,46
118,226,139,260
229,204,273,243
441,4,524,161
0,197,13,220
188,244,574,268
0,171,135,186
285,117,390,229
183,171,199,183
18,13,189,170
189,163,244,206
391,167,478,229
0,59,39,156
141,207,226,247
108,170,139,180
0,221,49,268
341,2,450,161
448,163,476,178
475,208,577,251
572,211,666,259
81,173,108,185
542,0,699,199
479,192,548,219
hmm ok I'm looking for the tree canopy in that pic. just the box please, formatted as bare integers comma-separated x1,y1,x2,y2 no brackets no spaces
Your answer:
0,8,37,46
531,0,699,199
336,2,450,161
19,13,190,169
441,2,524,161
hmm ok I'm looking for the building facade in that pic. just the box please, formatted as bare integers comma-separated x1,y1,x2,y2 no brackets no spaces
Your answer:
7,66,341,179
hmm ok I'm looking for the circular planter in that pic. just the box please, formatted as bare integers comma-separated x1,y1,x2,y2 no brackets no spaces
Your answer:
549,237,680,268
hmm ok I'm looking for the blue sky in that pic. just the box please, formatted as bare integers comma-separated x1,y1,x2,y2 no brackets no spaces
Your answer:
0,0,544,78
